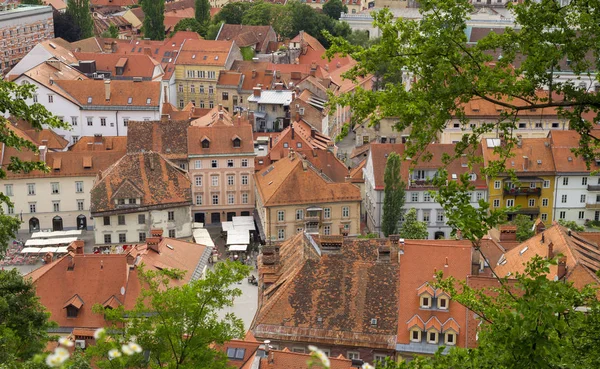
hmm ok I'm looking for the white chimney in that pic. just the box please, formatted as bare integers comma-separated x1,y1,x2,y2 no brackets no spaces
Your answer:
104,80,111,101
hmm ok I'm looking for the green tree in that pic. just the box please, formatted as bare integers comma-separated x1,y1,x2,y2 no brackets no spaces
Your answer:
20,0,43,4
346,30,379,48
172,18,205,37
381,152,405,237
92,261,250,369
195,0,211,26
513,214,534,242
66,0,93,39
241,1,275,27
0,270,54,362
213,2,251,24
205,21,223,40
558,219,585,232
322,0,347,20
327,0,600,238
54,11,81,42
0,81,67,257
398,208,428,239
140,0,165,40
100,24,119,38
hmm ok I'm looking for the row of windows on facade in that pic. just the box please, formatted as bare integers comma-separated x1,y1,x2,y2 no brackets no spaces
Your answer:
3,43,34,56
102,229,175,244
102,211,175,226
410,328,457,346
193,192,250,206
8,199,85,215
38,94,152,108
0,22,50,37
44,112,143,127
274,346,386,363
184,70,217,79
193,173,250,187
5,182,85,197
201,137,242,149
493,193,593,209
179,100,216,109
451,121,564,129
191,158,250,169
494,177,600,190
276,207,350,222
274,223,350,240
2,32,43,47
407,191,484,203
178,84,217,94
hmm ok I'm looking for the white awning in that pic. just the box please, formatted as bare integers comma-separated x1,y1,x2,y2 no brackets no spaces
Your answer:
21,247,42,253
55,247,69,253
192,222,204,229
228,244,248,252
226,229,249,245
232,216,255,231
31,230,82,239
306,207,323,211
25,237,78,247
193,228,215,247
221,221,234,232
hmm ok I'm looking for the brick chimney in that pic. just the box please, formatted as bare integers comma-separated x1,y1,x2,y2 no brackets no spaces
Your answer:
218,104,223,111
248,111,255,123
150,229,164,240
146,237,161,254
43,252,53,265
547,241,554,259
557,256,567,279
104,79,111,101
292,91,296,100
253,87,261,97
516,134,523,148
68,240,85,255
38,145,47,163
94,134,103,144
291,124,295,140
523,156,529,171
252,70,257,79
218,111,224,120
311,128,316,139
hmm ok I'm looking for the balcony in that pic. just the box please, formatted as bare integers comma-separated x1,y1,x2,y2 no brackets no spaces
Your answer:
503,187,541,196
410,179,435,188
585,203,600,209
508,207,540,215
588,185,600,191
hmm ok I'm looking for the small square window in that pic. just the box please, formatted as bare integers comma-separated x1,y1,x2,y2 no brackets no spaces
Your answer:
168,211,175,221
138,214,145,224
119,233,126,243
118,215,126,225
103,216,110,226
169,229,176,238
104,234,112,244
139,232,146,242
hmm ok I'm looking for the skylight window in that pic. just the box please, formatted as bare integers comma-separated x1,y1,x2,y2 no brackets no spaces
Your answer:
127,97,133,104
146,98,151,105
87,97,92,103
215,56,219,60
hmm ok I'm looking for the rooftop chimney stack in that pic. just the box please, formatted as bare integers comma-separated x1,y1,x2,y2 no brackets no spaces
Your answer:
547,241,554,259
38,145,47,163
104,79,111,101
146,237,161,254
43,252,53,265
218,104,223,111
517,134,523,148
252,70,257,78
557,256,567,279
253,87,261,97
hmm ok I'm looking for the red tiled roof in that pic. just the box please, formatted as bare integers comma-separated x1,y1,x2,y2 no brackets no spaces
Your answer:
175,39,233,66
187,122,254,156
424,316,442,332
126,120,190,160
53,80,160,108
70,136,128,152
406,315,425,330
259,349,354,369
74,52,161,79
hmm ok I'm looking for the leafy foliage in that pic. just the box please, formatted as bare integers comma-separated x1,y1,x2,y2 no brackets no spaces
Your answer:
53,11,82,42
322,0,347,20
0,270,54,362
140,0,165,40
558,219,585,232
513,214,534,242
398,208,428,239
213,2,252,24
195,0,211,26
172,18,205,37
94,262,250,369
66,0,93,39
100,24,119,39
382,152,405,236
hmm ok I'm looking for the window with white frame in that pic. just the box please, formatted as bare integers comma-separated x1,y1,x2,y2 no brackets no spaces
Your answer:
195,194,202,205
51,182,60,194
29,202,36,213
211,159,218,168
420,294,431,308
100,117,106,126
324,208,331,219
296,209,304,220
579,211,585,219
506,199,514,207
194,160,201,169
227,159,234,168
423,192,431,202
77,200,84,211
559,211,566,219
374,354,388,363
411,192,419,202
436,211,445,222
493,199,500,207
227,175,234,186
212,194,219,205
195,176,202,186
228,193,234,204
211,175,218,187
476,192,484,201
494,180,501,189
323,225,331,235
562,194,567,203
542,198,549,207
27,183,35,195
541,213,548,221
277,228,285,240
241,175,248,185
410,329,422,343
563,177,569,186
438,295,449,309
543,180,550,188
277,210,285,222
342,206,350,218
445,332,456,345
53,201,60,212
347,352,360,360
241,192,248,204
87,117,93,126
422,210,430,222
582,177,588,185
528,199,535,207
241,159,248,167
581,194,586,203
427,331,438,344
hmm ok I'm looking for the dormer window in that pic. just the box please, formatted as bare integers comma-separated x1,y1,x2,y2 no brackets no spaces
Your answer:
417,282,435,308
66,305,79,318
233,138,241,148
63,294,83,318
420,295,431,308
427,331,438,344
146,98,151,105
445,332,456,345
410,329,421,342
128,198,136,204
202,138,210,148
442,318,460,346
118,199,125,205
438,296,449,310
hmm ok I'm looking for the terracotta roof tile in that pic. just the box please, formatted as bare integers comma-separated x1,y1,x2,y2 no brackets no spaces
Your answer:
253,234,399,350
216,339,260,369
54,80,160,108
126,120,190,160
73,52,162,79
217,70,243,86
424,316,442,332
259,349,354,369
90,152,192,215
406,315,425,330
187,122,254,155
461,92,559,117
548,130,599,173
255,155,361,206
217,25,275,51
442,318,460,333
70,136,128,152
482,137,556,174
175,39,233,66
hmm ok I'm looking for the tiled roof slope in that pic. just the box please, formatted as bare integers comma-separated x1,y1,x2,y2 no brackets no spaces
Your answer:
27,254,129,329
494,223,600,284
397,240,473,347
90,152,191,214
482,137,556,174
255,155,361,206
73,52,161,79
548,130,596,173
253,234,399,349
217,24,274,50
70,136,128,152
187,123,254,156
175,39,233,66
53,80,160,108
126,120,190,160
259,349,354,369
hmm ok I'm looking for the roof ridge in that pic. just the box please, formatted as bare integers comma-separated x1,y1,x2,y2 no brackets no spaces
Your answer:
261,158,302,205
26,255,66,282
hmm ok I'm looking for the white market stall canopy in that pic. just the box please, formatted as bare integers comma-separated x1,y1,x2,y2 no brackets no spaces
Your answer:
192,222,204,229
31,230,82,239
193,228,215,248
25,237,78,247
221,221,234,232
226,229,250,246
21,246,69,254
228,245,248,252
232,216,255,231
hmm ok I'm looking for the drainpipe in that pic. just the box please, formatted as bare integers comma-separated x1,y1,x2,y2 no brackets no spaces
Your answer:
553,176,561,222
115,110,120,136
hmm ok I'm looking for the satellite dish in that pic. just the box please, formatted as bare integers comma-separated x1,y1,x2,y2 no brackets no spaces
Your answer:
120,286,125,295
